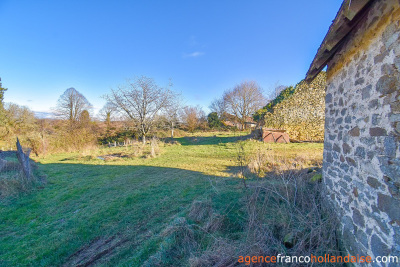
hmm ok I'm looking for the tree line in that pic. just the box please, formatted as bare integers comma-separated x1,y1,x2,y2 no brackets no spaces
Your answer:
0,75,267,153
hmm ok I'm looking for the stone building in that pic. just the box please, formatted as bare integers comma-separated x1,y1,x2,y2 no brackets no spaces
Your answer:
306,0,400,262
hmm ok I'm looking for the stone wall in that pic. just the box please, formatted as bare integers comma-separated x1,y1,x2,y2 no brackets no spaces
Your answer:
264,72,326,141
323,0,400,263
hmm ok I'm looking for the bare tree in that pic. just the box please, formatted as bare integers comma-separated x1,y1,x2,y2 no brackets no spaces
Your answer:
98,102,117,125
209,98,226,120
269,84,288,100
163,95,182,138
105,76,176,144
55,88,92,123
223,81,266,129
180,105,205,133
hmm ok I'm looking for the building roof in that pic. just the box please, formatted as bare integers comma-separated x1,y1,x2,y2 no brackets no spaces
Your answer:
305,0,375,82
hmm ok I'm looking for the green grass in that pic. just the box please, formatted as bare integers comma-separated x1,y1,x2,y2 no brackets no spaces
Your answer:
0,132,323,266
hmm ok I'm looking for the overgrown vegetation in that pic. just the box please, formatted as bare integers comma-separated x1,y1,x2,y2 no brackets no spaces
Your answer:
254,72,326,141
0,133,341,266
188,146,339,266
0,76,338,266
0,151,46,199
0,74,269,159
253,85,296,121
0,86,99,154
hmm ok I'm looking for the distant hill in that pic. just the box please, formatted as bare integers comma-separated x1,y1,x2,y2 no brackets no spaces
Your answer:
34,111,56,119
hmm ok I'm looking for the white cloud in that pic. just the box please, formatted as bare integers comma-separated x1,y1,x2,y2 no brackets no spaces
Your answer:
183,51,205,58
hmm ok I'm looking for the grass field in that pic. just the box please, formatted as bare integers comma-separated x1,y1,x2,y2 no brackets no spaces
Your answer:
0,132,326,266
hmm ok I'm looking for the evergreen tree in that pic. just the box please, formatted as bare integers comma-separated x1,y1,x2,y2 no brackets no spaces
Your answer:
0,78,7,111
207,112,221,128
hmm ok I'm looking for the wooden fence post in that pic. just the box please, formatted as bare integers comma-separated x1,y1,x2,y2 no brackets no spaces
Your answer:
16,138,32,180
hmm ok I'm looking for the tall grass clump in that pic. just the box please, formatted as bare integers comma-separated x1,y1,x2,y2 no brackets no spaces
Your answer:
188,146,341,266
143,217,199,266
244,162,340,260
0,152,45,199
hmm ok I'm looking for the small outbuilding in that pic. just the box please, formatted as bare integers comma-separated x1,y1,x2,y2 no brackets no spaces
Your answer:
262,129,290,143
306,0,399,261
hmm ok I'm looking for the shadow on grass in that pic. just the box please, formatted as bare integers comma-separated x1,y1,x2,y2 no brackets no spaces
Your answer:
1,158,326,266
224,164,322,182
0,162,242,267
170,134,252,146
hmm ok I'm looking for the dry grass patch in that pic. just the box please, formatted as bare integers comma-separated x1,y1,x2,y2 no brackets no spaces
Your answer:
189,153,341,267
0,151,46,199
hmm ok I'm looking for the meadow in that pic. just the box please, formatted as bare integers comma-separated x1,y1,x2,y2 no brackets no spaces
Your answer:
0,132,338,266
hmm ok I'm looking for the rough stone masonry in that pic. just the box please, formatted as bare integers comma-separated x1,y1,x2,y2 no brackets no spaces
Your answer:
308,0,400,264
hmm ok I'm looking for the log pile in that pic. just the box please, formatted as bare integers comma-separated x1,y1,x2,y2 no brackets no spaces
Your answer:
264,72,326,141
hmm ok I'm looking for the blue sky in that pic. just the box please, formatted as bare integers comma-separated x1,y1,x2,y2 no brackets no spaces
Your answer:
0,0,342,115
